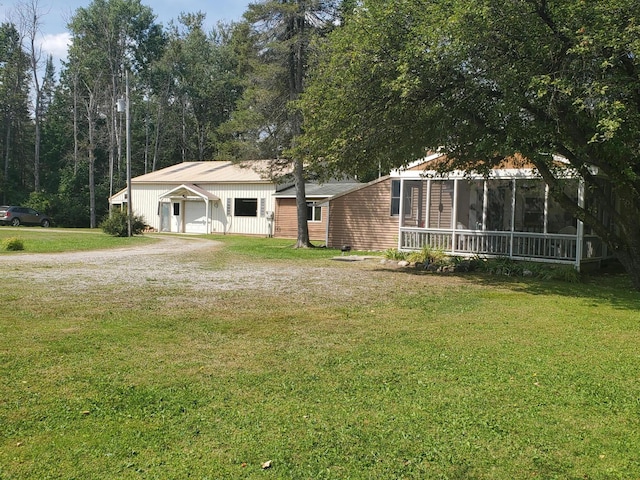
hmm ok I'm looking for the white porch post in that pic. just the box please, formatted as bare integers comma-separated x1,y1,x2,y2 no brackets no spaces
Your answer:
544,184,549,234
181,199,186,233
417,181,424,228
205,199,211,234
452,179,459,254
397,178,405,250
324,202,330,246
425,179,432,229
510,179,517,258
575,179,585,271
482,180,488,231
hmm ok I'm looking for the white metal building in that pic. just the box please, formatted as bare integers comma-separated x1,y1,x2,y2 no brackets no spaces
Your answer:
109,161,283,235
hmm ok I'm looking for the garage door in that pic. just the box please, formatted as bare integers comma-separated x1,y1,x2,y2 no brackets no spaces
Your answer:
184,202,208,233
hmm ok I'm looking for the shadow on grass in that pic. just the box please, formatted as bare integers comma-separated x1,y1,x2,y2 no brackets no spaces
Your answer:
374,262,640,312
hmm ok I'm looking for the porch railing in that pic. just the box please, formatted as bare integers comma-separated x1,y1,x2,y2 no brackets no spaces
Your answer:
400,228,587,263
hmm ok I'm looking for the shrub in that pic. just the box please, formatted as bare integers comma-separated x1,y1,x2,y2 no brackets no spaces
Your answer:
100,210,146,237
406,245,448,265
384,248,408,261
478,257,582,283
3,237,24,251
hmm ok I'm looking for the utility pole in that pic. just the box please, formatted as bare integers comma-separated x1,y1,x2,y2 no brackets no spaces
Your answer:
117,70,133,237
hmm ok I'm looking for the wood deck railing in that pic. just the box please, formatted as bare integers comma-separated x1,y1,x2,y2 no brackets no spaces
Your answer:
399,228,603,263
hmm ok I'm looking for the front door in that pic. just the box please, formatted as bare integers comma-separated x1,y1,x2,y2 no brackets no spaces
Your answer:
160,202,171,232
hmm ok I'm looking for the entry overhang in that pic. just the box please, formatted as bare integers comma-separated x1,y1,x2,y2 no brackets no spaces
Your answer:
160,184,220,202
159,184,219,234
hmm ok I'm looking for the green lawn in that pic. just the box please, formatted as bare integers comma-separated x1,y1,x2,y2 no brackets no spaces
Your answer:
0,232,638,479
0,227,156,253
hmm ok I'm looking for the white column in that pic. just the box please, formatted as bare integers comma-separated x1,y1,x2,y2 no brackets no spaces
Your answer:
452,179,459,253
575,179,585,271
398,179,405,250
425,179,432,229
482,180,488,231
510,179,517,257
544,184,549,234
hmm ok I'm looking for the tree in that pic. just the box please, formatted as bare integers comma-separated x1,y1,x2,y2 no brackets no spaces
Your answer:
298,0,640,288
227,0,339,248
16,0,48,192
66,0,163,227
160,13,241,162
0,22,31,204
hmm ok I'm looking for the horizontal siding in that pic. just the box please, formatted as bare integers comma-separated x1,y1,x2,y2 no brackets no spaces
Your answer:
274,198,327,241
428,182,453,229
327,179,399,251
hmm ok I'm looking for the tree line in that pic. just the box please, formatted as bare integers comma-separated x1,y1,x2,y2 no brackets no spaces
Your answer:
1,0,244,227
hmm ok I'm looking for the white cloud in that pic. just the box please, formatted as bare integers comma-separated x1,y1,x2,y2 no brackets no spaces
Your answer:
40,32,71,64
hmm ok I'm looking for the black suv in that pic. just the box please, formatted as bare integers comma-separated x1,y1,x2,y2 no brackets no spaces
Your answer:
0,206,52,227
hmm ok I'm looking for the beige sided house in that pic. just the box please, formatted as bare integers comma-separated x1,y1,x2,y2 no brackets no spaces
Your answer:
273,181,362,242
109,161,282,235
324,152,612,269
323,176,401,251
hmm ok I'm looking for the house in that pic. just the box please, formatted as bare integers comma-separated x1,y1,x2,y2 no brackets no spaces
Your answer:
324,153,612,269
273,181,362,241
109,161,282,235
323,176,401,251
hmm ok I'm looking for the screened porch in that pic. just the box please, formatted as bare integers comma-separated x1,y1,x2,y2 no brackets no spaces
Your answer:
397,173,608,269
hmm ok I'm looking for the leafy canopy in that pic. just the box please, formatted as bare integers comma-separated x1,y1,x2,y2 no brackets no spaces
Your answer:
297,0,640,286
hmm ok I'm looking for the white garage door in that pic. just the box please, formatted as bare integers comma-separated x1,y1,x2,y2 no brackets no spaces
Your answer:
184,202,208,233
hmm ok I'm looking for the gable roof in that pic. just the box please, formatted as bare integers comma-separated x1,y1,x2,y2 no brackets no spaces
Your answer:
318,175,392,205
159,184,220,201
132,161,277,184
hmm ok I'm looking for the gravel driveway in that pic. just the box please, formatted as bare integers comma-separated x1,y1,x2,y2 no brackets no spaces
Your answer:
7,235,396,300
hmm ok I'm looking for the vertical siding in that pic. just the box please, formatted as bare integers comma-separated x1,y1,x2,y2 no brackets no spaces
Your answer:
327,178,399,251
130,184,167,231
274,198,327,241
130,182,276,235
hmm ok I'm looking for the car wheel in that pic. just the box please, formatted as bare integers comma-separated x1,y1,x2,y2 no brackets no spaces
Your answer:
11,218,20,227
41,219,50,228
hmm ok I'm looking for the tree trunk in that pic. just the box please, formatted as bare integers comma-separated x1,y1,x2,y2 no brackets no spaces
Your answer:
293,157,312,248
3,121,10,205
86,92,96,229
72,74,79,175
616,247,640,290
20,0,43,192
152,102,163,172
613,202,640,290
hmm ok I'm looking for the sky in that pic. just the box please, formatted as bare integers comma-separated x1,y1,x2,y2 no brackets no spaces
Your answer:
0,0,252,70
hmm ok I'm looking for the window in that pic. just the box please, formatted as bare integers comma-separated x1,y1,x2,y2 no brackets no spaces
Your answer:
234,198,258,217
307,202,322,222
390,180,401,216
173,202,180,216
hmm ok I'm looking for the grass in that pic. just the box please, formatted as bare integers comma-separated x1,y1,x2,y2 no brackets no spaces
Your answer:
1,231,639,478
0,227,156,253
207,234,341,260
